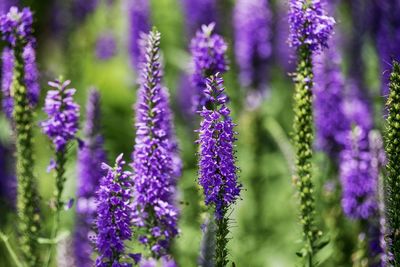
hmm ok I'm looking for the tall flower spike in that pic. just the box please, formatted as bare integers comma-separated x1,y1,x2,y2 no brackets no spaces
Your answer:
128,0,150,71
384,61,400,265
95,154,133,267
233,0,272,91
288,0,334,263
0,7,41,266
40,78,79,265
190,23,228,111
181,0,217,37
74,89,107,267
132,29,180,258
197,74,241,266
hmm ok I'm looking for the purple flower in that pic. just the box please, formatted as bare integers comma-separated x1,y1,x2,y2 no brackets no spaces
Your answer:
74,89,107,267
0,6,33,47
40,79,80,152
288,0,335,52
95,32,117,60
233,0,272,91
72,0,99,21
95,154,133,267
128,0,150,71
0,1,17,15
139,256,177,267
132,29,180,257
197,74,241,218
181,0,217,37
313,37,349,159
1,47,14,118
190,23,228,110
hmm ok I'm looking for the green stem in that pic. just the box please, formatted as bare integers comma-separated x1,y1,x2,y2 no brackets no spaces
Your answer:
44,149,66,267
293,45,321,265
0,232,26,267
13,44,41,267
215,208,229,267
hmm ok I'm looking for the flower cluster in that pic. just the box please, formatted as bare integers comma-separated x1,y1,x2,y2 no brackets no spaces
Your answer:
0,7,33,47
74,89,107,267
132,29,180,257
95,154,133,267
129,0,150,70
181,0,217,37
198,74,241,218
288,0,335,52
40,79,80,152
233,0,272,90
190,23,228,110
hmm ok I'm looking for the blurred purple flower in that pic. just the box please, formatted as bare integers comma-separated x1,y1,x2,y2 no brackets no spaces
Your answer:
0,143,16,208
40,79,80,152
198,74,241,218
71,0,98,21
190,23,228,111
74,89,107,267
288,0,335,52
181,0,217,37
1,47,14,118
95,154,133,267
233,0,272,91
23,41,40,105
95,32,117,60
128,0,150,71
132,30,180,257
313,37,349,159
375,0,400,96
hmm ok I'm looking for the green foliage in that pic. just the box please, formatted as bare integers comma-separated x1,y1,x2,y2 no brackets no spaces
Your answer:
385,60,400,266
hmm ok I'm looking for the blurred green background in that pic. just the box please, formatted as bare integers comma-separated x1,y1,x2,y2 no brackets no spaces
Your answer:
0,0,386,266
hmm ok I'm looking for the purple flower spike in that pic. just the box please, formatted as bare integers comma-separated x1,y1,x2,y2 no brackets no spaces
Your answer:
95,154,133,267
198,73,241,218
233,0,272,91
74,89,107,267
0,6,34,47
40,79,80,152
129,0,150,71
288,0,335,52
132,29,180,258
190,23,228,110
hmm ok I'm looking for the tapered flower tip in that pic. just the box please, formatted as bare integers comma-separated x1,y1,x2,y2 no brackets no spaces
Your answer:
201,22,216,36
0,6,33,46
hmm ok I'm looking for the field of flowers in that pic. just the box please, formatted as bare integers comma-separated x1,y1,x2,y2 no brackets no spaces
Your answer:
0,0,399,266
